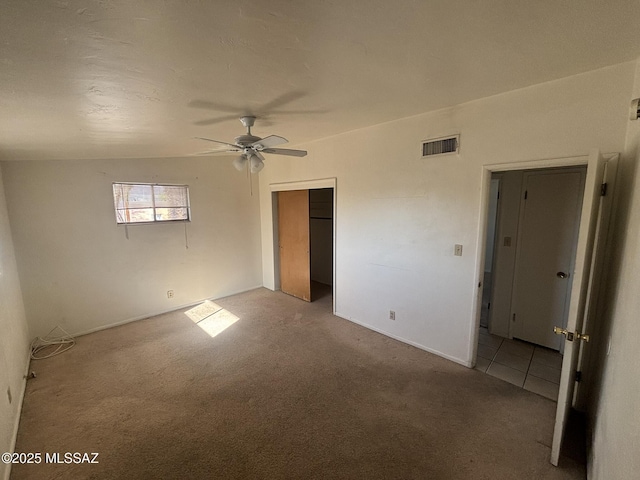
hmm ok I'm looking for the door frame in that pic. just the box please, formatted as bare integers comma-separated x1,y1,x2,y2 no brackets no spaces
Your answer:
472,153,618,356
483,175,502,331
480,175,503,331
471,151,618,466
470,155,590,365
269,178,337,313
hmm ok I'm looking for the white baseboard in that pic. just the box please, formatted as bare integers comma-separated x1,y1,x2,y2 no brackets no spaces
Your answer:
4,347,32,480
72,285,264,338
333,311,469,368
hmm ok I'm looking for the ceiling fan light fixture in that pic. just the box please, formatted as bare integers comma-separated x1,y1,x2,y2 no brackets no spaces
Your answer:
232,155,247,171
195,117,306,174
249,154,264,173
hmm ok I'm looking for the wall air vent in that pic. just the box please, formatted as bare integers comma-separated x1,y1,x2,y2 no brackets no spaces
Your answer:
421,134,460,158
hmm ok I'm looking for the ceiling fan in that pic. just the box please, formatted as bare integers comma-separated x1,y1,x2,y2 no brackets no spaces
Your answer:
195,116,307,173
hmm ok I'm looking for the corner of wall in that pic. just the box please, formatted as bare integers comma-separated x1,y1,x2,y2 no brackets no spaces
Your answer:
0,162,31,480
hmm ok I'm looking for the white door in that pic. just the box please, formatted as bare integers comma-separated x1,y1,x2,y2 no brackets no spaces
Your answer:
573,156,618,410
511,168,586,350
551,150,612,466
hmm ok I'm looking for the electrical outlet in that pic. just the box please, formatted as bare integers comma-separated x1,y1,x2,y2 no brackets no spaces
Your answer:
454,244,463,256
167,290,174,299
389,310,396,321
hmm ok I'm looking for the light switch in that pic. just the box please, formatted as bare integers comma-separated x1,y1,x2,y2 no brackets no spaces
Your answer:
454,244,463,256
504,236,512,247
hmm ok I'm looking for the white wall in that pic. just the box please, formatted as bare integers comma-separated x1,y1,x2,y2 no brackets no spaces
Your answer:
259,61,634,366
0,165,30,480
1,157,262,338
587,59,640,480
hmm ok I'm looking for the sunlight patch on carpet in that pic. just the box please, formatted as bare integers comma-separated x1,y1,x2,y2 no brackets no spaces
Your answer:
185,300,222,322
185,301,240,338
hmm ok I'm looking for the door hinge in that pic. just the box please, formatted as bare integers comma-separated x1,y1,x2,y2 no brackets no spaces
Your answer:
488,302,491,310
575,371,582,382
524,190,528,200
497,190,500,200
512,313,516,322
601,183,608,196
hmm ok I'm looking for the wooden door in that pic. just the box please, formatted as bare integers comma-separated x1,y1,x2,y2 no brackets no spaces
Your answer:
278,190,311,301
510,168,586,350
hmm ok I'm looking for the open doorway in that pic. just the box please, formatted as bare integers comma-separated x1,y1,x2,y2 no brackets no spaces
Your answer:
309,188,334,302
474,151,618,466
271,179,336,310
476,166,587,401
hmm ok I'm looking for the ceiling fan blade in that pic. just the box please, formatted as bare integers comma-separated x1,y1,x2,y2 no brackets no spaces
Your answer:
251,135,288,149
192,151,215,156
188,100,243,113
193,114,239,126
259,91,305,112
194,137,241,150
192,149,239,156
262,147,307,157
269,109,328,115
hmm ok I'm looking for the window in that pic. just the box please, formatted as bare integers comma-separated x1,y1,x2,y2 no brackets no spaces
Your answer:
112,183,190,224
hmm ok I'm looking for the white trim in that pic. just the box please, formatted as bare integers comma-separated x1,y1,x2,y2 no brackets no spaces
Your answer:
269,178,337,314
485,154,588,172
269,177,336,192
469,154,594,366
4,348,32,480
70,285,263,338
468,166,492,365
335,312,469,367
484,152,618,173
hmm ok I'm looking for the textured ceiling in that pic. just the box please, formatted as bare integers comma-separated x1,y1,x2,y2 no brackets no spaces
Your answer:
2,0,640,161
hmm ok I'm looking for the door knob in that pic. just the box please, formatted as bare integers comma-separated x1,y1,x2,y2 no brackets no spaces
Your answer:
553,326,574,341
557,271,568,279
553,326,590,342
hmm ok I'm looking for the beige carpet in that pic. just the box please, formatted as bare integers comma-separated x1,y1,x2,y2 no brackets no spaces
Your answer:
12,287,585,479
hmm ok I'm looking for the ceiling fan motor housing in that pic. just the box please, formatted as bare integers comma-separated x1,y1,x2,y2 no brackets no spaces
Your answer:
235,134,262,146
239,115,256,127
236,116,261,145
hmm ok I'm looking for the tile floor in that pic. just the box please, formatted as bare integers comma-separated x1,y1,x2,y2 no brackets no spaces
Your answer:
476,326,563,401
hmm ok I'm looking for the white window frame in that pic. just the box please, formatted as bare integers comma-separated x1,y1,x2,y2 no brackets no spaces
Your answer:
112,182,191,225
